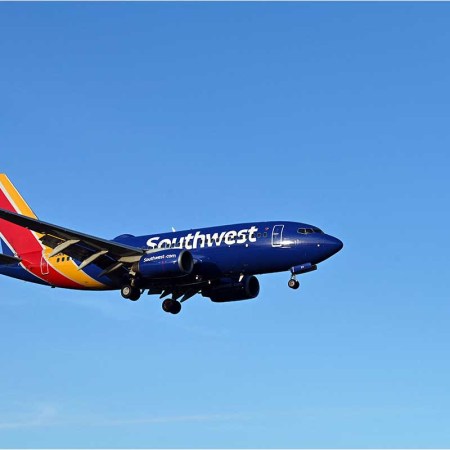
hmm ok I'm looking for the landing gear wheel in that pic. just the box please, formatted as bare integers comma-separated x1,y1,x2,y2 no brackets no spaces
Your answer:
162,299,172,313
121,285,141,301
129,288,141,301
171,300,181,314
162,299,182,315
288,279,300,290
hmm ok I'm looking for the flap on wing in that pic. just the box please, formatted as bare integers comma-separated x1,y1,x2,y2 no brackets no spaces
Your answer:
0,253,21,265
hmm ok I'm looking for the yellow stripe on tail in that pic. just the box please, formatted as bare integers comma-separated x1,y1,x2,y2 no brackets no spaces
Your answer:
0,174,38,218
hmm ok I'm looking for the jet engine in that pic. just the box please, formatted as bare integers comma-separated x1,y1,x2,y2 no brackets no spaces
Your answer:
135,249,193,279
203,275,260,302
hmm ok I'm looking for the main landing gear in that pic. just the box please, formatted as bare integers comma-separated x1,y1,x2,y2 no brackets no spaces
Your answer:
121,285,141,301
162,298,182,315
288,278,300,290
121,282,183,314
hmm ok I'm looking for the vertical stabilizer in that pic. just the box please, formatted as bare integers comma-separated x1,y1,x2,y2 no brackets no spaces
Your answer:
0,174,41,256
0,174,38,218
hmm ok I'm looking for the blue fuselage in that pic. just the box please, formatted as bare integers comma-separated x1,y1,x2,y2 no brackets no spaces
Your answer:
0,220,342,289
114,221,343,280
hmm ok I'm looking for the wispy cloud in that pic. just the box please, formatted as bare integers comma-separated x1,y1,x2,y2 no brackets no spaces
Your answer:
0,404,249,431
0,404,58,430
95,412,250,427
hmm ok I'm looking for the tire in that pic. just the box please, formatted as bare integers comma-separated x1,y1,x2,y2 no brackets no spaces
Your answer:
121,285,133,299
129,287,141,301
162,299,182,314
171,301,182,315
162,299,173,313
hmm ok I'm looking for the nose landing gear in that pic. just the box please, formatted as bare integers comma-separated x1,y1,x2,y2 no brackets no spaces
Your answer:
288,263,317,290
288,278,300,290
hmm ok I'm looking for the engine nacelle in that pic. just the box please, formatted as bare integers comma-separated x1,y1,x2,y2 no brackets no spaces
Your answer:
203,275,260,303
136,249,194,279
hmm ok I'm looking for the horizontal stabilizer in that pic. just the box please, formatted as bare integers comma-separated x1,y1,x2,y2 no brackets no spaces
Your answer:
0,253,21,265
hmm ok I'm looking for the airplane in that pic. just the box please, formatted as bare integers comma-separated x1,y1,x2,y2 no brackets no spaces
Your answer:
0,174,343,314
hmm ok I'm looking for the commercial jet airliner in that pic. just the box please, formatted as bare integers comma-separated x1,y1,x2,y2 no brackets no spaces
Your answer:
0,175,343,314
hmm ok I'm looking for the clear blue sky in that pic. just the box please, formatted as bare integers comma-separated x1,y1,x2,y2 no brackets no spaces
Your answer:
1,2,450,448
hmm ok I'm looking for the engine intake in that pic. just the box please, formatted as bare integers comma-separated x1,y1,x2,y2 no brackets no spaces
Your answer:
136,249,193,279
204,275,260,303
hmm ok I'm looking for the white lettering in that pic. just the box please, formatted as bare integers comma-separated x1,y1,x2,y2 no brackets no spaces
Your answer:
146,236,160,249
184,233,194,250
236,229,248,244
143,253,177,263
146,226,259,250
248,226,258,243
193,231,205,249
225,230,237,245
158,238,172,249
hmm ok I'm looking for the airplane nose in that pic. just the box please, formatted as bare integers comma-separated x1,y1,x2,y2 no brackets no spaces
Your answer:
323,235,343,258
333,237,344,253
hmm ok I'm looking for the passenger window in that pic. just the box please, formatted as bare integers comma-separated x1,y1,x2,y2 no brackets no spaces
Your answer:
57,258,60,262
263,232,267,238
257,233,261,238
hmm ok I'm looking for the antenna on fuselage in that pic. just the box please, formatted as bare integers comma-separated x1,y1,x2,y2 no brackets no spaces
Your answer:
172,227,176,232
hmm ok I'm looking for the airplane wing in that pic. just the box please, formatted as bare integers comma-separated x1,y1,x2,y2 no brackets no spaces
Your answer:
0,208,144,278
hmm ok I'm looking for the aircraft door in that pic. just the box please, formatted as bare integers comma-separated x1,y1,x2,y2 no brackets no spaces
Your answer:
40,251,49,275
272,225,284,247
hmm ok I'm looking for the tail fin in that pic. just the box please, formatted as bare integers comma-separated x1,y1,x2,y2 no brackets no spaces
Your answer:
0,174,41,257
0,174,38,218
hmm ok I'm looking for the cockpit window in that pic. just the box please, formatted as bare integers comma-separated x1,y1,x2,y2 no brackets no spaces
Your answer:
297,227,324,234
